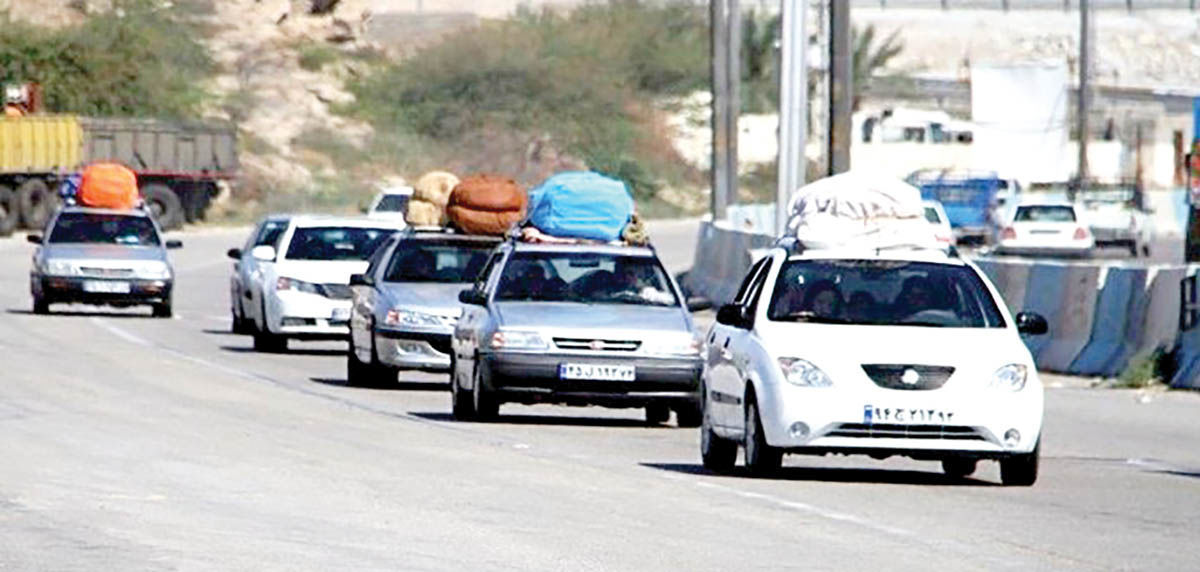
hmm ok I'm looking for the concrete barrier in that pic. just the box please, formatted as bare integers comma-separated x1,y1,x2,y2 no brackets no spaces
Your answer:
1070,267,1148,376
682,221,773,306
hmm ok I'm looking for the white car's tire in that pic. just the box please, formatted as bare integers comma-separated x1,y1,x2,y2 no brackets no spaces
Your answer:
1000,439,1040,487
744,398,782,476
700,399,737,472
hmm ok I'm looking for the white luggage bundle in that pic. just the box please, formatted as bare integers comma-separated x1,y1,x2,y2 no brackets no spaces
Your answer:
784,171,941,251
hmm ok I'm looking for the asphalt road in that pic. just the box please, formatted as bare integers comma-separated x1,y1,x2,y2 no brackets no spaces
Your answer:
1,221,1198,571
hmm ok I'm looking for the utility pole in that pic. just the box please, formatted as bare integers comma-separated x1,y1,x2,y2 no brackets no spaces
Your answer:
828,0,852,175
1075,0,1093,199
710,0,741,223
776,0,808,236
710,0,730,221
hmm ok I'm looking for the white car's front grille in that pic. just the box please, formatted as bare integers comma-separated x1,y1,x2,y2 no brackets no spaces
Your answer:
79,267,136,278
826,423,986,441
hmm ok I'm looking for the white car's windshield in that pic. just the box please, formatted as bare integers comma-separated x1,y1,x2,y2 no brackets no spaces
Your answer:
49,213,160,247
384,240,493,283
768,260,1006,328
495,252,678,307
285,227,395,261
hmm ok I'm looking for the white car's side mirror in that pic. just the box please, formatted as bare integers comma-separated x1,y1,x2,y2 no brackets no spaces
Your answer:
251,245,277,262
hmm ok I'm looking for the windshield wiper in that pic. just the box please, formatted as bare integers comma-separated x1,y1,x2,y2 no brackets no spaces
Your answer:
899,320,950,328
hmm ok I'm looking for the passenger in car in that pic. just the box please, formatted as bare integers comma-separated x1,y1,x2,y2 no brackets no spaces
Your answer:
846,291,878,322
801,279,844,319
894,276,935,316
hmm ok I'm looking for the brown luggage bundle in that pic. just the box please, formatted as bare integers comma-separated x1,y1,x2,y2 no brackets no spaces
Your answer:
446,174,527,236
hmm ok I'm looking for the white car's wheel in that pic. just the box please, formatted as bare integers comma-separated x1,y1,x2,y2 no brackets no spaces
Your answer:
1000,439,1040,487
700,396,737,472
744,397,782,476
451,356,476,420
941,458,978,479
472,362,499,421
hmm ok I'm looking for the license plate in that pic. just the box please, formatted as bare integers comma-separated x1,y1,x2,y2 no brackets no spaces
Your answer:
559,363,635,381
331,307,351,321
83,280,131,294
864,405,956,425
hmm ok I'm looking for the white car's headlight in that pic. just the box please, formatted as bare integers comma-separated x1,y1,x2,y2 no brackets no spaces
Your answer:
642,334,701,356
386,308,444,327
276,276,322,295
990,364,1028,392
43,260,78,276
134,261,171,280
490,329,549,351
778,358,833,387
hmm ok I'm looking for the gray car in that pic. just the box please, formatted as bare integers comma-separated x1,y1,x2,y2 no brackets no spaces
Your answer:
347,229,502,386
28,206,182,317
450,241,710,425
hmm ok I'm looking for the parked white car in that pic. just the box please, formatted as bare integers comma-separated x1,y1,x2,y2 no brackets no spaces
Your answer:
236,216,405,352
700,241,1047,485
1077,190,1152,257
366,185,414,224
995,201,1094,257
922,200,955,249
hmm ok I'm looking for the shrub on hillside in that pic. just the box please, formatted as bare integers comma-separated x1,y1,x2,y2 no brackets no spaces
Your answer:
347,1,708,200
0,0,211,118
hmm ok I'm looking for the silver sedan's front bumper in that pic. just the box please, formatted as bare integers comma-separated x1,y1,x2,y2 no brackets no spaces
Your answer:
375,327,453,372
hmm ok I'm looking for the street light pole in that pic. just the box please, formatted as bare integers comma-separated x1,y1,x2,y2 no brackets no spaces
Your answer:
776,0,808,236
1076,0,1092,197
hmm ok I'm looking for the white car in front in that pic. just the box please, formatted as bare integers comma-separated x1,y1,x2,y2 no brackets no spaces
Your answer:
700,246,1047,485
995,201,1093,257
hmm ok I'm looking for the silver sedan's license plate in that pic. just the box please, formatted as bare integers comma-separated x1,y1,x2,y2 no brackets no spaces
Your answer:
864,405,956,424
83,280,131,294
559,363,635,381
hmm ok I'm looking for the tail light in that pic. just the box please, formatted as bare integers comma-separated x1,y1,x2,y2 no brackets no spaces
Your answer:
1001,227,1016,240
1073,227,1089,240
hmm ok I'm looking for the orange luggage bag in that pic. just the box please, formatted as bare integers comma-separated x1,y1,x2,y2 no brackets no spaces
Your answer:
78,163,139,210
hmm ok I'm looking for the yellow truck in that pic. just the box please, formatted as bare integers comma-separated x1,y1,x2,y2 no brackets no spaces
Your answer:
0,115,238,234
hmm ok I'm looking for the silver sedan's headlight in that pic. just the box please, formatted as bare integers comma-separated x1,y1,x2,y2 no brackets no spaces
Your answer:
490,329,549,351
385,308,443,327
990,364,1028,392
42,260,78,276
134,261,171,280
642,334,701,356
778,358,833,387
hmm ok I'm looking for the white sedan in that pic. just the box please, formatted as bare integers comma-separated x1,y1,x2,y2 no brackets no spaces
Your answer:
995,202,1094,257
238,216,406,352
700,243,1047,485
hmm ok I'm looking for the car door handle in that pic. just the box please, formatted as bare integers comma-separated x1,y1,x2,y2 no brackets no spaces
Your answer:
720,349,733,361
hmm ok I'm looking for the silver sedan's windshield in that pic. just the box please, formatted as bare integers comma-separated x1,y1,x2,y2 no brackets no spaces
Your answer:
768,260,1005,328
495,252,678,307
48,213,160,246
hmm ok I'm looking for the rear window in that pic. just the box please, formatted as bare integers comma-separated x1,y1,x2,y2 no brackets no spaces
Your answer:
48,213,160,246
1014,205,1075,223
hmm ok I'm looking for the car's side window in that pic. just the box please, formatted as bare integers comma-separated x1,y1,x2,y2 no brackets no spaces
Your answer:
365,237,397,279
474,251,505,294
745,258,774,315
733,258,770,307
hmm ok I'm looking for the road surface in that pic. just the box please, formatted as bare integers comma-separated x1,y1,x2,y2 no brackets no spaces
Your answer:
0,221,1197,570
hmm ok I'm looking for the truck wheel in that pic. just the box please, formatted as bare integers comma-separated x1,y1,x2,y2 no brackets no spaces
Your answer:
17,179,54,230
142,183,184,230
0,184,18,236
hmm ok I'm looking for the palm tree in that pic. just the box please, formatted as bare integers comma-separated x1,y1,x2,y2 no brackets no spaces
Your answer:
851,24,904,111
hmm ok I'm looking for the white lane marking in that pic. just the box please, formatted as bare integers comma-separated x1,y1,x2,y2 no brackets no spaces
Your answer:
89,318,152,347
688,478,913,537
